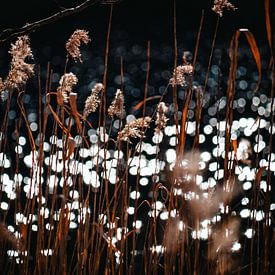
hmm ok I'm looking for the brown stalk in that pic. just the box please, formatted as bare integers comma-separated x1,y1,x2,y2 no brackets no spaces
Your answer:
178,11,204,156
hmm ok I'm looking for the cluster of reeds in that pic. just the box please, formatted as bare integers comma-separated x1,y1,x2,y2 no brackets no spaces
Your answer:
0,0,274,274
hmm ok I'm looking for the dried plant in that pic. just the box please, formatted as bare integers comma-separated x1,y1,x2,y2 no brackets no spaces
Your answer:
57,72,78,104
108,88,125,119
66,29,90,62
212,0,236,17
0,1,272,274
118,117,151,141
155,102,168,134
83,83,104,117
170,64,193,87
4,36,34,91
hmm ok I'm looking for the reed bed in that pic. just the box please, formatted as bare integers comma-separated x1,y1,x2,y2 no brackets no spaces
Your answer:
0,0,274,274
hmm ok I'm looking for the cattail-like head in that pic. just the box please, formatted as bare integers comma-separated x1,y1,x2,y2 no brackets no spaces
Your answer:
5,36,34,90
118,117,151,142
57,73,78,104
66,29,90,62
108,89,125,119
155,102,168,134
212,0,236,17
170,64,193,87
83,83,104,117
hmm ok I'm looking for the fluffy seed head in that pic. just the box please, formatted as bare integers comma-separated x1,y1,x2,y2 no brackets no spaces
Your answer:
118,117,151,142
155,102,168,134
170,65,193,87
5,36,34,91
66,29,91,62
57,73,78,104
83,83,104,117
108,89,125,119
212,0,236,17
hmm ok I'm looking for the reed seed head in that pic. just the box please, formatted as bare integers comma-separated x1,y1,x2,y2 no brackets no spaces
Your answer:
66,29,91,62
5,36,34,91
83,83,104,117
118,117,151,142
108,89,125,119
57,73,78,104
170,64,193,87
155,102,168,134
212,0,236,17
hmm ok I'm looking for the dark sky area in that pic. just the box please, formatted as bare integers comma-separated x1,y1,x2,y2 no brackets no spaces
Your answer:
0,0,269,108
0,0,268,46
0,0,270,108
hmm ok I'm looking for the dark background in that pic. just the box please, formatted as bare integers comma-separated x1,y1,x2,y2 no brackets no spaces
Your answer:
0,0,267,45
0,0,269,96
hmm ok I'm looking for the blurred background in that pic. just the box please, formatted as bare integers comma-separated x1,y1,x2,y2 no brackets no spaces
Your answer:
0,0,274,273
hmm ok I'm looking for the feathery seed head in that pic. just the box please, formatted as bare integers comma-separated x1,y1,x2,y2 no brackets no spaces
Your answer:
118,117,151,142
155,102,168,134
212,0,236,17
57,73,78,104
170,64,193,87
108,89,125,119
5,36,34,91
83,83,104,117
66,29,90,62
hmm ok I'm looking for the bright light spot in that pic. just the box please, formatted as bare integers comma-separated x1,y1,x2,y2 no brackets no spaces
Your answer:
32,225,38,231
130,191,140,200
152,132,163,144
152,201,163,211
19,136,26,146
151,245,165,254
169,136,177,146
166,149,176,163
241,197,249,205
243,181,252,190
204,125,213,135
179,221,185,231
201,152,211,162
160,211,169,220
244,228,254,239
133,220,142,230
255,211,264,221
209,162,219,172
69,222,78,229
127,207,135,215
41,249,53,256
0,202,9,210
231,242,241,252
240,209,250,218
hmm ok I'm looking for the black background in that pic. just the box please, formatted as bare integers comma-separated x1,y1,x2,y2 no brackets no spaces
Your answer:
0,0,267,45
